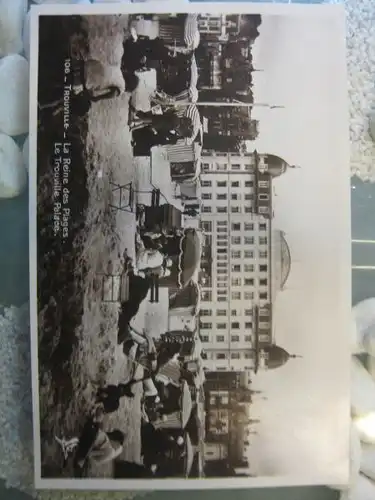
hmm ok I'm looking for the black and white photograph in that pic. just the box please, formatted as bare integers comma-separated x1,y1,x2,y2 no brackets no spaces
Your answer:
29,2,352,490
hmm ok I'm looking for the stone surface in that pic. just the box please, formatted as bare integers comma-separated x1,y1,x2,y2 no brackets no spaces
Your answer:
22,11,30,60
351,358,375,417
340,474,375,500
0,55,29,136
0,0,28,57
22,136,29,171
360,444,375,482
353,298,375,356
0,133,27,199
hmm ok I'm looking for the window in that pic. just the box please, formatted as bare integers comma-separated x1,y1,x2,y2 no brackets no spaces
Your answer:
231,181,240,188
201,221,212,232
231,193,239,200
216,353,227,360
244,352,253,359
245,181,253,188
217,309,227,316
217,323,227,330
259,237,268,245
259,322,270,330
231,309,237,316
217,220,227,226
244,251,254,259
217,194,227,200
232,291,241,300
231,352,241,359
244,278,254,286
217,181,227,188
245,309,252,316
217,262,227,268
217,289,227,295
231,163,241,170
202,206,212,213
231,236,241,245
259,206,269,214
217,255,227,261
217,241,228,247
231,335,240,342
231,223,241,231
217,206,228,213
231,277,241,286
218,248,227,254
244,237,254,245
245,335,252,342
201,335,209,342
202,291,212,301
244,291,254,300
217,228,227,235
232,264,241,272
244,264,254,272
231,250,241,259
244,223,254,231
259,292,268,300
203,162,210,170
202,180,212,187
259,278,268,286
259,250,268,259
245,322,253,329
200,322,212,329
217,296,227,302
259,264,268,272
217,269,227,274
200,309,212,317
231,322,240,329
217,275,228,281
217,163,228,171
216,335,225,342
259,193,269,201
259,223,267,231
244,194,253,201
217,234,228,240
231,206,240,213
202,193,212,200
258,180,269,188
244,164,252,171
244,206,253,213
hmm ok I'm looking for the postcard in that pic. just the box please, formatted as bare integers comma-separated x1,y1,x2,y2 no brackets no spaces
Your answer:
29,1,352,490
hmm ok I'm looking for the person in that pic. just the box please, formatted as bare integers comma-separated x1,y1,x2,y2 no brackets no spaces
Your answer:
130,110,194,157
96,375,151,413
55,410,125,473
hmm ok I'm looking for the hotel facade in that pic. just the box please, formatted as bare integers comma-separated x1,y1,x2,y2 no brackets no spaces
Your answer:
198,150,293,373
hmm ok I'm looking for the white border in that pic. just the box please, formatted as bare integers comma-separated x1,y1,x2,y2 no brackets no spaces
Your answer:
29,2,349,491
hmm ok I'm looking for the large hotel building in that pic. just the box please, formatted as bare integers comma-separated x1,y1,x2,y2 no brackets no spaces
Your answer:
198,150,294,373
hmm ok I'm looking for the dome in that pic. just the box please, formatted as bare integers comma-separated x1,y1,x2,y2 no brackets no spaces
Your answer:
272,230,292,291
265,154,289,177
263,344,300,370
280,232,291,288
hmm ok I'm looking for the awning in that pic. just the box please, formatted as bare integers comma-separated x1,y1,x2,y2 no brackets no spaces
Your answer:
184,14,200,50
181,380,193,428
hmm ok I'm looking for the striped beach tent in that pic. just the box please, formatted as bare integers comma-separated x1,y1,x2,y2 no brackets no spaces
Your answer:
175,104,202,143
184,14,200,50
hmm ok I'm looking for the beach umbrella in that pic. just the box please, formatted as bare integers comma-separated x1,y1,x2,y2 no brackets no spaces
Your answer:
184,14,200,50
181,380,193,428
184,433,195,477
178,229,202,287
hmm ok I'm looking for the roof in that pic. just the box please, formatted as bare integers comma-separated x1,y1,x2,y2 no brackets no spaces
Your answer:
265,154,289,177
272,230,292,292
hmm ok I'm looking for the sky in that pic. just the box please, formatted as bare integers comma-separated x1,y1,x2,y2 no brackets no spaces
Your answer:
242,12,352,484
